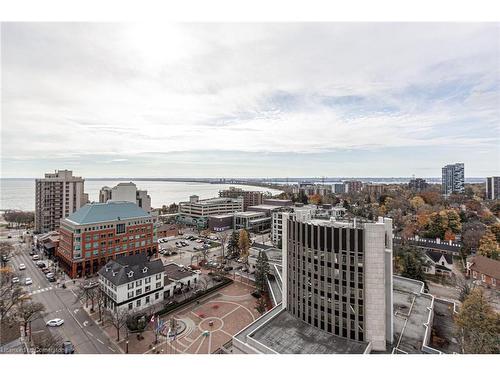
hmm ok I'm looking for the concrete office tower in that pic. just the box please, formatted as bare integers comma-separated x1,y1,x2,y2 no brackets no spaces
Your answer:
282,213,393,351
485,177,500,200
100,182,152,212
441,163,465,196
35,170,87,234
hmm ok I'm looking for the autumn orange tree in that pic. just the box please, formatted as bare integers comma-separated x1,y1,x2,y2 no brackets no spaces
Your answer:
478,229,499,259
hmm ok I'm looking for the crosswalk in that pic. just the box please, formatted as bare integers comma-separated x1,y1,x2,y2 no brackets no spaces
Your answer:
28,286,53,296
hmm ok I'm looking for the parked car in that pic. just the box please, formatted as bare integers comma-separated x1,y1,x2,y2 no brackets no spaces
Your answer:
46,318,64,327
25,277,33,285
224,266,234,271
42,267,51,274
62,341,75,354
12,276,20,284
251,290,262,298
37,261,46,268
32,254,39,261
46,272,55,279
18,263,26,270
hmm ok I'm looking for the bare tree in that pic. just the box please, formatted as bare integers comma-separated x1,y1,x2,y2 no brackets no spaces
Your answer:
217,231,229,261
15,298,45,341
105,308,130,342
0,268,25,335
32,331,64,354
0,241,15,267
74,281,98,311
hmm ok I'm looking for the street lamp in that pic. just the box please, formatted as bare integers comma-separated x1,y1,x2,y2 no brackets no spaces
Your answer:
126,340,129,354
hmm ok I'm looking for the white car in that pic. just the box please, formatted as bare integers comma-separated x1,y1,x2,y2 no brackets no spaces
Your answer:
25,277,33,285
46,318,64,327
12,276,20,284
32,254,39,261
19,263,26,270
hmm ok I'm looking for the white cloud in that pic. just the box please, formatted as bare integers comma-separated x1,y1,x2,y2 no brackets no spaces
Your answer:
1,23,499,176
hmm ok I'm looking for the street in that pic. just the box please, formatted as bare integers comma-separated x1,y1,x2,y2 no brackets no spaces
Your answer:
4,230,120,354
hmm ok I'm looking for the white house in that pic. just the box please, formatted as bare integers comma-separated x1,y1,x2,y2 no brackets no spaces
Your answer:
163,263,200,298
423,250,453,277
98,254,165,312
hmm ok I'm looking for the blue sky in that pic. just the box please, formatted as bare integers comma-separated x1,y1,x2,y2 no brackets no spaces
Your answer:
1,23,499,178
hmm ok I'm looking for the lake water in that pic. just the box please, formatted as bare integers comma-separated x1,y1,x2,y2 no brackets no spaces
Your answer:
0,179,282,211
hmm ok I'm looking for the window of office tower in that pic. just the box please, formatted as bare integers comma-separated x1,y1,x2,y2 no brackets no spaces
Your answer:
116,223,126,234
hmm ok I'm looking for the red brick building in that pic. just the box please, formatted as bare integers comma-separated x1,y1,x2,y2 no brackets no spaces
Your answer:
467,256,500,290
57,201,157,278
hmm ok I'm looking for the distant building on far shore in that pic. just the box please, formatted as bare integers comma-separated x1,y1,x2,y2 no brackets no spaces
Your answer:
219,187,263,210
485,176,500,200
344,180,363,193
441,163,464,196
408,178,428,192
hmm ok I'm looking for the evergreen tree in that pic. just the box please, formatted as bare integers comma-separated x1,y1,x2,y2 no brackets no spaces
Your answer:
254,251,270,292
399,246,428,290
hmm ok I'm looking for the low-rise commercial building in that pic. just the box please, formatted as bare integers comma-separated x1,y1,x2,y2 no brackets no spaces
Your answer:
98,254,165,312
208,214,234,232
57,201,157,278
234,211,271,233
179,195,243,218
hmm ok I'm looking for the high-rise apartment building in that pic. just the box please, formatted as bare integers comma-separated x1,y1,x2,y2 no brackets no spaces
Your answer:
57,201,156,278
408,178,428,192
35,170,88,234
99,182,152,213
344,180,363,193
219,187,263,210
441,163,465,196
485,177,500,200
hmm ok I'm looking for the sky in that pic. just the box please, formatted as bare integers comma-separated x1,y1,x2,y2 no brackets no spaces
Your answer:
1,22,499,178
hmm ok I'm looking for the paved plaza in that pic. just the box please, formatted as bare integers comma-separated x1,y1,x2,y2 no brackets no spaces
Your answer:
115,280,260,354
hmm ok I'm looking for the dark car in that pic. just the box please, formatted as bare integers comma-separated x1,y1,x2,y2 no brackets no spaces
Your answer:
42,267,51,274
62,341,75,354
37,262,46,268
223,266,233,272
251,290,262,299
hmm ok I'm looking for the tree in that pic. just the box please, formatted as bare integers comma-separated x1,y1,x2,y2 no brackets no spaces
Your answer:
32,331,64,354
254,251,270,293
309,194,322,205
105,308,130,342
217,231,229,260
410,196,425,211
457,280,474,303
238,229,250,261
15,298,45,339
455,288,500,354
398,246,428,290
0,242,15,267
227,230,240,258
490,222,500,243
0,268,25,332
255,297,267,315
478,229,499,259
461,221,486,255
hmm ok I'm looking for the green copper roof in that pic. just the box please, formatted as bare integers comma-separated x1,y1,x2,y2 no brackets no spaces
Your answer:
65,201,150,225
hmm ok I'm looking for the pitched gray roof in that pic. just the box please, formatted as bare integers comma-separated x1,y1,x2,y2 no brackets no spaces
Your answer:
66,201,150,225
98,254,163,285
425,250,452,264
